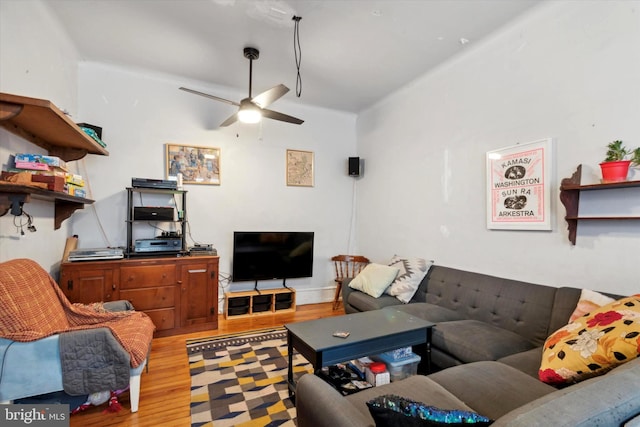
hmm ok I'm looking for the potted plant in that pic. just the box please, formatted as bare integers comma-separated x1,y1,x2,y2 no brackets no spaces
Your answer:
599,140,637,182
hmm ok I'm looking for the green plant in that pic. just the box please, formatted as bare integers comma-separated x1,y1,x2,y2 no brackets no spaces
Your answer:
604,140,630,162
632,147,640,166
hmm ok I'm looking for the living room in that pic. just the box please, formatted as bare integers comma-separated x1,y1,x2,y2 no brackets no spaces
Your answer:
1,0,639,424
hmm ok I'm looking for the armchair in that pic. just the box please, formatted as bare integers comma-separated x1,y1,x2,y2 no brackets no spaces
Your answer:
0,258,155,413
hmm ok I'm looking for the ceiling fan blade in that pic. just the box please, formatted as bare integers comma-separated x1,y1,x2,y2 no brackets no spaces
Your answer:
220,113,239,127
179,87,240,107
251,84,290,109
261,108,304,125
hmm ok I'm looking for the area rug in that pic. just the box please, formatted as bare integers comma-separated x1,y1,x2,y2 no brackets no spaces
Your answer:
187,327,312,427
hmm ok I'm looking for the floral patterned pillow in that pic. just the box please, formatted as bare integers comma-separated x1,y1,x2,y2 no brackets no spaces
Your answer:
539,294,640,385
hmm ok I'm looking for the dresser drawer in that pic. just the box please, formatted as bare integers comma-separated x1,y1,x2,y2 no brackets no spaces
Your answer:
120,286,176,310
143,308,176,331
120,264,176,289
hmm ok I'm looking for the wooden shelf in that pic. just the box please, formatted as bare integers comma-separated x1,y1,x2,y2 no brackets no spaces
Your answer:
0,183,94,229
559,164,640,244
225,288,296,319
0,92,108,228
0,92,109,161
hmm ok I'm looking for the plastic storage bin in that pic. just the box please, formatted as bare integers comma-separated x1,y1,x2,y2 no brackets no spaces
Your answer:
374,352,421,382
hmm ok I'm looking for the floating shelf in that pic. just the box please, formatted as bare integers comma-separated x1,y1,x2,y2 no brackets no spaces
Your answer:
559,165,640,244
0,183,94,229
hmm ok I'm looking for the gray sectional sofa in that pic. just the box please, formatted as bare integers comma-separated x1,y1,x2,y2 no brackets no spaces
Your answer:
295,265,640,426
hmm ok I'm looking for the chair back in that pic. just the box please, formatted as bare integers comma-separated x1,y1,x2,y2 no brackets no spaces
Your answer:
331,255,370,283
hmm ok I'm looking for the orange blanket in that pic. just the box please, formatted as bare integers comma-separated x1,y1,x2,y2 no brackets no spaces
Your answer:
0,258,155,368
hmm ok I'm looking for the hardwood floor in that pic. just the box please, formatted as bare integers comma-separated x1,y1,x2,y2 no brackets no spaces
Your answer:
69,302,344,427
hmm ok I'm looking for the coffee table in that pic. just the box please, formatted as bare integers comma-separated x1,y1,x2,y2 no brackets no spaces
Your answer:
284,306,434,397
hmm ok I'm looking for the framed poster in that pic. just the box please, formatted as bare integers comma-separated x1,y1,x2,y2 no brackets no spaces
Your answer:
286,149,314,187
486,138,553,230
165,144,220,185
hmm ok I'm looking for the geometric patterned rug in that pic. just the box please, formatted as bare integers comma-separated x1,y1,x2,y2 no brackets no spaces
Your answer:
187,327,312,427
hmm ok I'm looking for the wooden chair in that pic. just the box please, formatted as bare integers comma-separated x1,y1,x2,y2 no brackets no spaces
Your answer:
331,255,370,310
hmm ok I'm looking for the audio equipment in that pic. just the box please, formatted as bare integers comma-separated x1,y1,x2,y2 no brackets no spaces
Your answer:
68,247,124,262
134,206,174,221
134,237,182,253
131,177,177,190
348,157,361,177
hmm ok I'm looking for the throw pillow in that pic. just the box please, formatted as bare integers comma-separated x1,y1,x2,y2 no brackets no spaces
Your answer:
348,263,399,298
367,394,493,426
385,256,434,303
568,289,616,322
539,294,640,386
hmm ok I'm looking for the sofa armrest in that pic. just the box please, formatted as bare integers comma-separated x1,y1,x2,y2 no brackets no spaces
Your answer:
103,300,134,312
296,374,371,427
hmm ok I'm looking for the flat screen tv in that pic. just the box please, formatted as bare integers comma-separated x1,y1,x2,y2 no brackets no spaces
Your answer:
232,231,314,282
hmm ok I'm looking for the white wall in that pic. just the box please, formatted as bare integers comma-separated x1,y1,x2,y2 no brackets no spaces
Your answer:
356,1,640,296
0,2,357,310
74,63,357,309
0,0,80,273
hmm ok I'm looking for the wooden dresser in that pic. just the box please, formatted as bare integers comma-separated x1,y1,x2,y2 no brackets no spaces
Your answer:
60,255,218,337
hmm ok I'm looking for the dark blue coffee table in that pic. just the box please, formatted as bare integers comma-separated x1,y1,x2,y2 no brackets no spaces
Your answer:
284,306,434,397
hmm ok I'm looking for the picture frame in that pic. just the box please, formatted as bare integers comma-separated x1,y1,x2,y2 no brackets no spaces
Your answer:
486,138,553,230
165,144,220,185
286,149,314,187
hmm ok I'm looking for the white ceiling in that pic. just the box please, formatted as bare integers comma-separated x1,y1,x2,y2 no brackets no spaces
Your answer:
45,0,541,114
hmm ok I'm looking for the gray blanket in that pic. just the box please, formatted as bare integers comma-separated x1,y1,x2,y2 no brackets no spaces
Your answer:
59,327,130,395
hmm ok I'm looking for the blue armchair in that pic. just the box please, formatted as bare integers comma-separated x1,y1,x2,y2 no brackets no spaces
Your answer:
0,259,155,412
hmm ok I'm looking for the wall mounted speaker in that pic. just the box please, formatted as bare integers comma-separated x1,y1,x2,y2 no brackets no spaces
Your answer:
348,157,361,177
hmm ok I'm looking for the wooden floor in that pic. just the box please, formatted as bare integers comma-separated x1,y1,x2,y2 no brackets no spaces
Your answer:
69,302,343,427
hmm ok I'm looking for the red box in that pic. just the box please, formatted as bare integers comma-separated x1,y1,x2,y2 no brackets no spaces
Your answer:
31,175,65,192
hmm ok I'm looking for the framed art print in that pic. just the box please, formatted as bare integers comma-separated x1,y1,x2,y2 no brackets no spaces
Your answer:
486,138,553,230
286,149,314,187
165,144,220,185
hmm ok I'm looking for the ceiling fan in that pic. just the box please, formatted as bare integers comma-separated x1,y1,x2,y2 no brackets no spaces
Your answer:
179,47,303,127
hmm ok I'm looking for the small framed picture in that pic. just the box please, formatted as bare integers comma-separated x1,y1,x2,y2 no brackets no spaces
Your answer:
286,149,314,187
165,144,220,185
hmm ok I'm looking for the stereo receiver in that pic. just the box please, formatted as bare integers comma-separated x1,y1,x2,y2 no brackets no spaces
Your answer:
134,206,174,221
134,237,182,253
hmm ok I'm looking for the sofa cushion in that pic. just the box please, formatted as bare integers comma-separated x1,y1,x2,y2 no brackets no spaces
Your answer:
494,356,640,427
497,347,543,379
393,303,466,323
433,320,536,363
349,263,399,298
539,294,640,385
344,375,478,424
366,394,492,426
428,361,556,421
423,266,557,346
347,291,404,312
385,256,434,303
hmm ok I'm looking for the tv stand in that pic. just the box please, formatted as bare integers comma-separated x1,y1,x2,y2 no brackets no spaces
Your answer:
225,288,296,319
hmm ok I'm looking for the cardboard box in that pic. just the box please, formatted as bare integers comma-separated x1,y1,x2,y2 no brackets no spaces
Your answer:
31,175,65,192
15,161,50,171
65,173,85,187
15,154,67,170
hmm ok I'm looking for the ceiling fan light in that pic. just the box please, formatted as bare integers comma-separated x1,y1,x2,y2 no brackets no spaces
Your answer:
238,106,262,123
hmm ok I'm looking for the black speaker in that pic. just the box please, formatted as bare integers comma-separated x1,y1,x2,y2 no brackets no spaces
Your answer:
348,157,361,177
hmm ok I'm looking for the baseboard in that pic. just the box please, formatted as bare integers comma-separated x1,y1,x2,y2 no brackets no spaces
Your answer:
294,286,337,305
